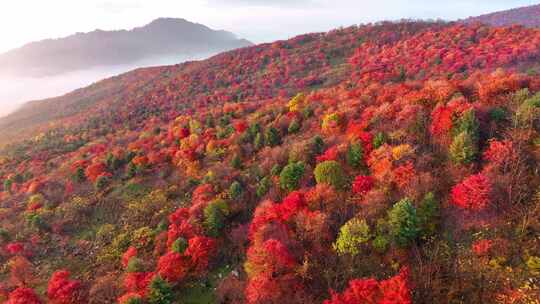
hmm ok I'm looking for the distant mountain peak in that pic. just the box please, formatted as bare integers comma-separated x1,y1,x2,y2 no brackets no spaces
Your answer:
0,18,253,77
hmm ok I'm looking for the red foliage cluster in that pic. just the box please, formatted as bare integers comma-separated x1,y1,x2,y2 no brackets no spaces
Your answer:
324,267,412,304
84,163,109,182
483,139,516,167
352,175,375,195
472,239,494,256
451,173,492,211
157,252,189,282
5,287,42,304
123,272,154,296
392,161,416,189
317,146,340,163
47,270,82,304
122,246,138,269
6,242,24,255
118,292,143,304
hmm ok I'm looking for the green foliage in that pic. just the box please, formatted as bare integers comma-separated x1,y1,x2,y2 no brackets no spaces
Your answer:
270,164,281,176
203,199,229,237
488,107,507,122
314,160,347,190
126,162,138,179
125,297,144,304
26,213,48,231
74,167,86,183
347,142,363,169
126,257,144,273
312,135,325,156
515,91,540,126
453,110,479,141
148,276,174,304
288,120,301,134
265,127,281,147
279,162,305,191
171,237,188,254
256,176,272,197
303,107,314,119
373,132,386,149
95,175,110,191
0,228,10,243
333,218,371,256
229,181,243,199
106,153,123,171
254,132,263,150
449,131,477,164
417,192,439,239
230,154,242,169
372,235,390,253
388,198,420,247
3,178,13,192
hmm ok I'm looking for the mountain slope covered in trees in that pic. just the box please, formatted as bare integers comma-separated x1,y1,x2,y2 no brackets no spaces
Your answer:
0,21,539,303
463,4,540,28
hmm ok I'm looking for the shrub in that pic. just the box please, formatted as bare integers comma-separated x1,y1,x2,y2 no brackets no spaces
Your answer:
333,218,371,256
452,109,479,141
203,199,229,237
451,173,492,211
417,192,439,239
256,176,272,197
6,287,42,304
372,235,389,253
229,181,243,199
230,154,242,169
311,135,325,156
346,142,363,169
95,174,110,191
373,132,386,149
314,161,347,190
449,131,477,164
254,132,263,150
265,127,281,147
147,276,174,304
126,258,144,273
279,162,305,192
171,237,188,254
388,198,420,247
288,120,301,134
47,270,82,304
118,293,143,304
352,175,374,195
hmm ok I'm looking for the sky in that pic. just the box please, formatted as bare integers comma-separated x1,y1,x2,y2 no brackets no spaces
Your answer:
0,0,538,53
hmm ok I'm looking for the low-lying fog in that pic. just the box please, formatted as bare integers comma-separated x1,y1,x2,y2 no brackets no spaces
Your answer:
0,52,216,118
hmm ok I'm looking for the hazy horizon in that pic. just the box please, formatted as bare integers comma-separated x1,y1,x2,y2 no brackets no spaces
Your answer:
0,52,217,118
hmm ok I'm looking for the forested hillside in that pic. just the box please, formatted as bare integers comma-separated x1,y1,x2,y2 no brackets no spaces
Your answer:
463,4,540,28
0,21,539,303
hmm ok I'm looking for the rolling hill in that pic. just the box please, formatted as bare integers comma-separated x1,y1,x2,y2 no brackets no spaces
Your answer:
463,3,540,27
0,20,539,303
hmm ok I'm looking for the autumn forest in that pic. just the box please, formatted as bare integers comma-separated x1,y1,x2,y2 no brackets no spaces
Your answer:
0,17,539,304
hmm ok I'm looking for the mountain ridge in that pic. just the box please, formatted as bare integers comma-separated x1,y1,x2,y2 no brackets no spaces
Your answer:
0,18,252,77
462,3,540,27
